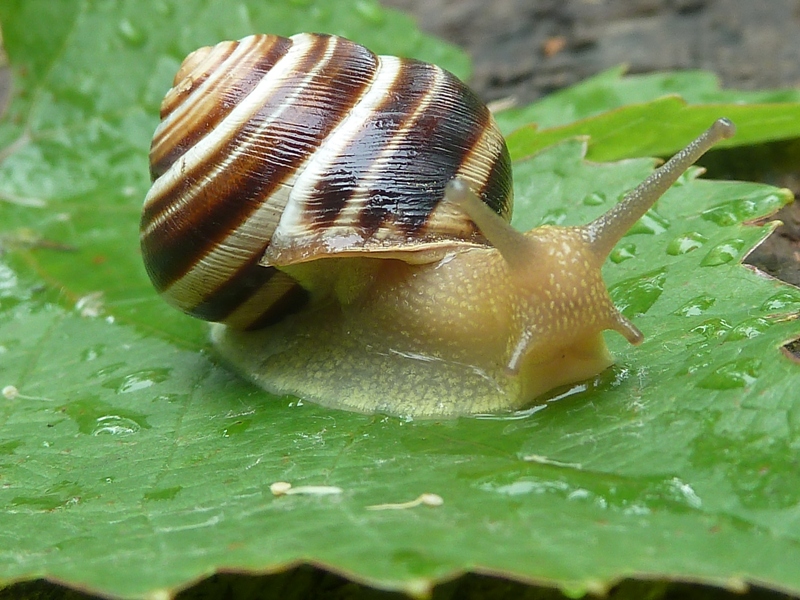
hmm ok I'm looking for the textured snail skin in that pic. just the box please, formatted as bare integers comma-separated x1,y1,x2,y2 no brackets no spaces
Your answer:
213,227,625,416
142,33,735,417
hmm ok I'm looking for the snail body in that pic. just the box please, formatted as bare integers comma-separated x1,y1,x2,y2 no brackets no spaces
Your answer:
141,33,734,417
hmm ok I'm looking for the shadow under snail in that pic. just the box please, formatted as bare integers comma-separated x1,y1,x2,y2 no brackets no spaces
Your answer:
140,32,735,418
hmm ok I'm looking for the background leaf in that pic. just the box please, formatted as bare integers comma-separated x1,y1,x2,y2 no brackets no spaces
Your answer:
492,68,800,163
494,67,800,135
1,1,800,599
505,96,800,162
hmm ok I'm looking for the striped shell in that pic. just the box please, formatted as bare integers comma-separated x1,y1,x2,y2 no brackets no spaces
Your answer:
140,33,513,330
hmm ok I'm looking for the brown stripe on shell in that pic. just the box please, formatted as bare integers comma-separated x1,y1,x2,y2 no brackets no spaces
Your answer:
187,251,278,323
302,59,436,232
150,35,293,181
263,56,513,268
476,141,513,217
141,34,332,237
144,35,356,291
188,259,309,330
294,59,495,241
356,61,494,238
158,42,237,121
142,34,381,324
238,279,311,331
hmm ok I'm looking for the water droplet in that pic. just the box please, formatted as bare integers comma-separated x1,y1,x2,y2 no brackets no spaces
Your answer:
582,192,606,206
118,19,147,47
609,268,666,317
609,242,636,264
81,345,105,362
90,363,127,379
102,368,172,393
700,239,745,266
627,210,669,236
663,477,702,509
689,318,732,341
0,263,19,298
540,209,567,226
725,317,771,341
144,486,182,501
674,294,715,317
153,393,186,403
355,0,385,24
761,289,800,312
477,472,701,515
61,397,151,435
222,419,252,438
75,292,104,318
666,231,708,255
696,357,761,389
702,200,754,226
92,415,141,436
701,194,784,226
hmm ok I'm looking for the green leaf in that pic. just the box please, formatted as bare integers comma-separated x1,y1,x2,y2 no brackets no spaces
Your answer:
1,2,800,600
496,69,800,162
494,67,800,134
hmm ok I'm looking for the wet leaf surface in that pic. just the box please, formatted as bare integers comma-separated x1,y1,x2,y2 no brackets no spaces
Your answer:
1,1,799,599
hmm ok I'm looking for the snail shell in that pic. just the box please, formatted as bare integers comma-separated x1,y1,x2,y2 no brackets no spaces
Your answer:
141,33,512,331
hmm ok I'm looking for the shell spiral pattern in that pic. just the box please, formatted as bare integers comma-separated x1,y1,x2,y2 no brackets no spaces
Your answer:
141,33,513,330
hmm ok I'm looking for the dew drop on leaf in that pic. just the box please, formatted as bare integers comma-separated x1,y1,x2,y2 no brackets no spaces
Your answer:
61,397,151,435
674,294,716,317
700,239,745,266
153,0,174,16
689,318,732,341
696,357,761,389
725,317,772,341
80,345,105,362
761,289,800,312
701,199,756,226
101,368,172,393
540,208,567,225
666,231,708,255
609,242,636,263
701,194,784,227
92,415,141,436
222,419,252,438
627,210,669,235
609,267,666,317
582,192,606,206
89,363,127,379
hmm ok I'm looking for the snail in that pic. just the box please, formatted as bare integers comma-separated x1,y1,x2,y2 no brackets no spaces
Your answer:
140,32,735,417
